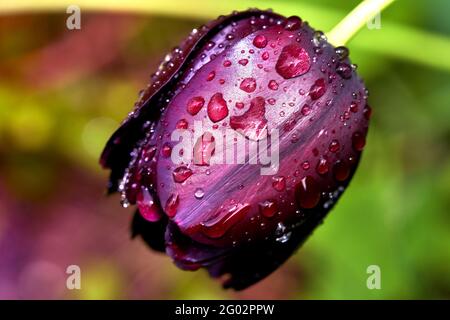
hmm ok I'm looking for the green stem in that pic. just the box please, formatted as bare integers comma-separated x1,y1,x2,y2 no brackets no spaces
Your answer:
1,0,450,73
327,0,396,46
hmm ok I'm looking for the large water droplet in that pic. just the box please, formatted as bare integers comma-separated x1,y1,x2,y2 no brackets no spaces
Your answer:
201,203,250,238
137,188,161,222
207,93,229,122
187,96,205,115
275,43,311,79
309,78,326,100
165,193,179,217
272,176,286,192
259,200,277,218
297,175,320,208
172,166,193,183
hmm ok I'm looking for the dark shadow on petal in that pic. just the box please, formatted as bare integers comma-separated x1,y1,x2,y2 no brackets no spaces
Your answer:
131,211,167,253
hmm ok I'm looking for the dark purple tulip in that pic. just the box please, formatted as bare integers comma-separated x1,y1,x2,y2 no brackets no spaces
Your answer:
100,9,370,290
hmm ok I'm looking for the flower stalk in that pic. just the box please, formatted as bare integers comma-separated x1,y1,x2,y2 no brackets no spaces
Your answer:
327,0,396,46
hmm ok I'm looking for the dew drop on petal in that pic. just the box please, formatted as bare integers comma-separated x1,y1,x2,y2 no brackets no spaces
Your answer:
253,34,268,48
201,203,250,238
239,77,257,93
309,78,326,100
333,160,350,181
296,175,320,209
207,93,229,122
352,132,366,151
272,176,286,191
275,43,311,79
259,200,277,218
172,166,193,183
268,80,279,90
187,96,205,115
194,188,205,199
329,140,340,153
165,193,179,217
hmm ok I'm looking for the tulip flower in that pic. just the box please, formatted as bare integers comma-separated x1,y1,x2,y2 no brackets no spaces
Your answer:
101,7,376,289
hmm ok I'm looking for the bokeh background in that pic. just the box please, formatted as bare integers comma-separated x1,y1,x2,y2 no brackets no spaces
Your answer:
0,0,449,299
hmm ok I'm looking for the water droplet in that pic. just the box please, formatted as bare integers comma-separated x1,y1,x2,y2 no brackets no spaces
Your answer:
333,160,350,181
161,143,172,158
194,188,205,199
336,62,352,79
301,104,311,115
223,60,232,67
207,93,229,122
334,46,349,60
275,43,311,79
201,203,250,238
296,175,320,208
253,34,268,48
176,119,189,129
316,158,329,175
284,16,302,31
206,71,215,81
267,98,276,105
329,140,340,153
352,132,366,151
268,80,279,90
239,77,257,93
261,51,269,60
259,200,277,217
309,78,326,100
302,161,310,170
272,176,286,191
137,188,161,222
276,232,292,243
235,102,245,109
238,58,249,66
350,101,359,113
172,166,193,183
363,105,372,120
165,194,179,217
187,96,205,115
313,30,327,47
206,40,215,50
230,96,267,140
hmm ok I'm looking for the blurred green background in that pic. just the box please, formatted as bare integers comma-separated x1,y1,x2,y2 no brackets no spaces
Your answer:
0,0,449,299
